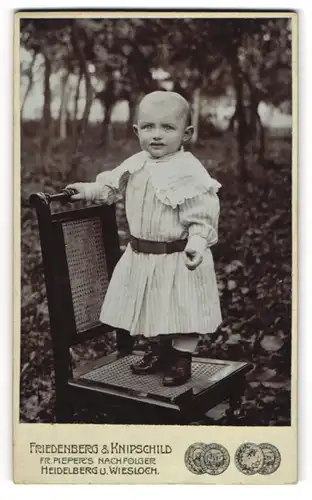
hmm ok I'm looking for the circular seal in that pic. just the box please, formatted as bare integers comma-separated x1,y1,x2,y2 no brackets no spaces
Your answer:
184,443,207,474
258,443,281,475
235,443,264,475
200,443,230,475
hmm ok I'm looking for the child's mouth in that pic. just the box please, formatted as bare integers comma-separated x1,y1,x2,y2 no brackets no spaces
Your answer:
150,143,165,148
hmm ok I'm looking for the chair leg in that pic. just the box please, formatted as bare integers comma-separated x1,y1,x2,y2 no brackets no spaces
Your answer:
116,328,135,354
55,391,74,423
226,377,247,425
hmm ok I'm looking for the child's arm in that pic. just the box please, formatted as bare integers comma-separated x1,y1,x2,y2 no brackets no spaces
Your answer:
66,163,127,204
179,190,220,270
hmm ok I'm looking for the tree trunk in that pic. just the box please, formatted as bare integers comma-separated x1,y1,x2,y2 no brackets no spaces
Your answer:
78,75,93,151
228,104,238,132
249,98,258,139
41,52,52,159
71,69,82,143
98,77,115,146
58,71,70,140
127,97,136,136
231,59,248,182
257,111,265,164
242,71,266,163
71,21,94,166
101,103,113,146
21,51,37,120
74,72,82,120
190,87,201,144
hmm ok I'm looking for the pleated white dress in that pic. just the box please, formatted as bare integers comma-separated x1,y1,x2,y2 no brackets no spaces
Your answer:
78,150,222,338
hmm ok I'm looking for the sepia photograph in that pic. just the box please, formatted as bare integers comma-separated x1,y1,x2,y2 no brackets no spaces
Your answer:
18,12,294,429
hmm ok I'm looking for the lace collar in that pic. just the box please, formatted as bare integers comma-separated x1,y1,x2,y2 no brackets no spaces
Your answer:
118,149,221,208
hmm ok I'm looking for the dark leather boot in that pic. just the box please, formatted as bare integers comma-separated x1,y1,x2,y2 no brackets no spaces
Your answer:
162,349,192,386
130,351,163,375
130,339,171,375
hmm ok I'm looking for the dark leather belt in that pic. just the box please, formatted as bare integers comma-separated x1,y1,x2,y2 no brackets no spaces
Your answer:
130,235,187,254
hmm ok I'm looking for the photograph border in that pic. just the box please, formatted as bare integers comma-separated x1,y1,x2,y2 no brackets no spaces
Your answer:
13,9,298,484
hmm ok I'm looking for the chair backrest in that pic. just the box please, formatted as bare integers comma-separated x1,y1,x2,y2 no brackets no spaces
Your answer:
29,192,124,349
61,215,109,334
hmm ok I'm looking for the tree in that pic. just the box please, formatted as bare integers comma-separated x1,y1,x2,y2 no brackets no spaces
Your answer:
20,48,38,120
239,18,292,164
70,19,94,160
203,18,292,176
19,16,292,175
20,19,73,160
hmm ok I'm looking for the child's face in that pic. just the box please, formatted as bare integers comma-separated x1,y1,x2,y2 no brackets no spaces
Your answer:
134,100,192,158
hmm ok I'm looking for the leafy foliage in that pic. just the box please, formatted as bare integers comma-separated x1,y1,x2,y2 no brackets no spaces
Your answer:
20,18,292,124
19,15,293,424
20,127,292,424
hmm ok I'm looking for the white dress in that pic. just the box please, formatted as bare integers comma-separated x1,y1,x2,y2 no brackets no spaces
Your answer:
78,150,222,338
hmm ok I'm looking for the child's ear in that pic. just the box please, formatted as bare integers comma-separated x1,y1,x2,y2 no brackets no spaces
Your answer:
183,126,194,143
133,124,139,137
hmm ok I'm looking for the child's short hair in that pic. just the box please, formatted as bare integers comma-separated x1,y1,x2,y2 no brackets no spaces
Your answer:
136,90,192,128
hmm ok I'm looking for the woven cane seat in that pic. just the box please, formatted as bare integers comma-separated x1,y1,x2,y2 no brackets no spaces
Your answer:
79,355,231,400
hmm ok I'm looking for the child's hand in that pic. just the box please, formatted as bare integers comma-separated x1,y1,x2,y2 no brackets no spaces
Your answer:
184,235,207,271
184,248,203,271
64,183,86,200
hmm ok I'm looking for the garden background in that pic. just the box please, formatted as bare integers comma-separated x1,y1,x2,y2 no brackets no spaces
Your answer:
19,16,293,424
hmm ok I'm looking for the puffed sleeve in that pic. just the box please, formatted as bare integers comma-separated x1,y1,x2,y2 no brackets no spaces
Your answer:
68,151,148,204
179,190,220,254
72,163,129,205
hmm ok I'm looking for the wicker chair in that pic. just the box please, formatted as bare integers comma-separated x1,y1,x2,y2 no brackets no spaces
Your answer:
29,190,252,425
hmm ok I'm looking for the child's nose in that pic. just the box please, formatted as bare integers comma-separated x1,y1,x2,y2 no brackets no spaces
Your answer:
153,128,162,140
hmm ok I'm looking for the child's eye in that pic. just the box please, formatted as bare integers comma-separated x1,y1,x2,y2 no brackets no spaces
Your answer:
141,124,153,130
163,125,174,131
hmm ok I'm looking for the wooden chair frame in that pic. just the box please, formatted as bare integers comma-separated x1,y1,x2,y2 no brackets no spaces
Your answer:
29,190,252,425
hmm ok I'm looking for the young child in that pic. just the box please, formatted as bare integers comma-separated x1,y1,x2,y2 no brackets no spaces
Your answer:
66,90,222,387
